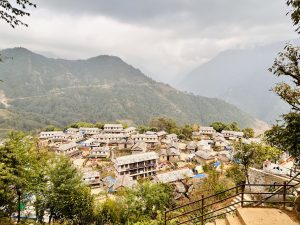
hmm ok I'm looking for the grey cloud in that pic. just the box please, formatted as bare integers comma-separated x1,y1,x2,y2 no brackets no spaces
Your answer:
38,0,288,29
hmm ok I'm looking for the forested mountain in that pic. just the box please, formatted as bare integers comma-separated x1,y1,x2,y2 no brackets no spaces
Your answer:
178,41,295,123
0,47,256,133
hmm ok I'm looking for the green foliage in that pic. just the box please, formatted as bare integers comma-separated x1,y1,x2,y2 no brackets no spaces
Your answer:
210,121,227,132
210,121,241,132
242,128,255,139
44,124,61,131
269,44,300,111
0,131,36,217
287,0,300,33
265,112,300,163
234,141,282,182
69,121,95,128
95,181,173,224
225,165,246,185
267,2,300,165
202,168,234,199
0,131,94,224
149,117,178,134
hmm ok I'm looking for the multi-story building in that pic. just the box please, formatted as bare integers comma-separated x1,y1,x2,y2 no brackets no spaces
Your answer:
56,142,81,157
103,124,124,134
221,130,244,140
124,127,137,136
113,152,159,180
199,126,216,135
65,128,79,134
79,127,100,135
132,134,158,143
39,131,64,139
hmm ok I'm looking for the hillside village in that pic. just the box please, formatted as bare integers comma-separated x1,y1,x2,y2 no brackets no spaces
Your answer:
38,123,295,198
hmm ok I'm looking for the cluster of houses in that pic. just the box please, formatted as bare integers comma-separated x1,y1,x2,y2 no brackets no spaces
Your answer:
39,124,250,192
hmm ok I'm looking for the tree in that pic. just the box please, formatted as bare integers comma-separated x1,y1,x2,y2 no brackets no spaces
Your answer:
0,0,36,28
242,128,255,139
265,0,300,165
234,142,282,183
0,131,38,222
225,122,241,131
210,121,226,132
149,117,178,133
46,156,94,224
287,0,300,34
265,112,300,163
269,44,300,111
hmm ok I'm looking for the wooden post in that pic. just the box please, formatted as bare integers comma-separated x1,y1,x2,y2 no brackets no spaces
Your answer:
283,181,287,209
164,210,167,225
241,181,245,208
201,194,204,225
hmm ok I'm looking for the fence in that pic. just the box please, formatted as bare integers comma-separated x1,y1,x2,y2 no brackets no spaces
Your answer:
164,181,297,225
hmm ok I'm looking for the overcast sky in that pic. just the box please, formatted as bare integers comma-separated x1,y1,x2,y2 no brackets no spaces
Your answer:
0,0,297,83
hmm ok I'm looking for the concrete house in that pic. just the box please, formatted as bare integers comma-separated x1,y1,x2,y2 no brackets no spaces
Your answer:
113,152,159,180
68,133,85,143
39,131,64,139
89,146,110,158
65,128,79,134
82,171,101,186
104,124,124,134
124,127,137,136
81,138,96,148
194,150,217,165
93,133,127,144
154,168,194,184
79,127,100,135
160,142,181,162
186,141,197,153
156,131,168,140
131,141,147,154
221,130,244,140
132,134,158,148
199,126,216,136
56,142,81,157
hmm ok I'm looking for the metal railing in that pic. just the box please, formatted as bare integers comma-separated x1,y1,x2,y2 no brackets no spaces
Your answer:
164,181,297,225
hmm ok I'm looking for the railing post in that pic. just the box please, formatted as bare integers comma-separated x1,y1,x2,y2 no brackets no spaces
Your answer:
201,194,204,225
241,181,245,208
283,181,287,209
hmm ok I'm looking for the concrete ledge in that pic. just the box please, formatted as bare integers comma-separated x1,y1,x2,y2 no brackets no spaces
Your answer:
237,208,299,225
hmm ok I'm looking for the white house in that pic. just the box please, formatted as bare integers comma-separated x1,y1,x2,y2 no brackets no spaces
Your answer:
199,126,216,135
82,171,101,186
221,130,244,140
56,142,81,157
89,146,110,158
124,127,137,136
81,138,96,147
79,127,100,135
65,128,79,134
132,134,158,143
103,124,124,134
39,131,64,139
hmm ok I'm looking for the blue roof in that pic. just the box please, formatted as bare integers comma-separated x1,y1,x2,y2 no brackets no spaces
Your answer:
193,173,207,179
214,161,221,167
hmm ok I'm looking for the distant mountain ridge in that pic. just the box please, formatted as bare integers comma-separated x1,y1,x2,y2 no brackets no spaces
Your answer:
0,47,257,132
178,41,296,123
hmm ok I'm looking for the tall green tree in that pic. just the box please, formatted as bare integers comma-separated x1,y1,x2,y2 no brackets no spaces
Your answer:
266,1,300,164
0,131,37,221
